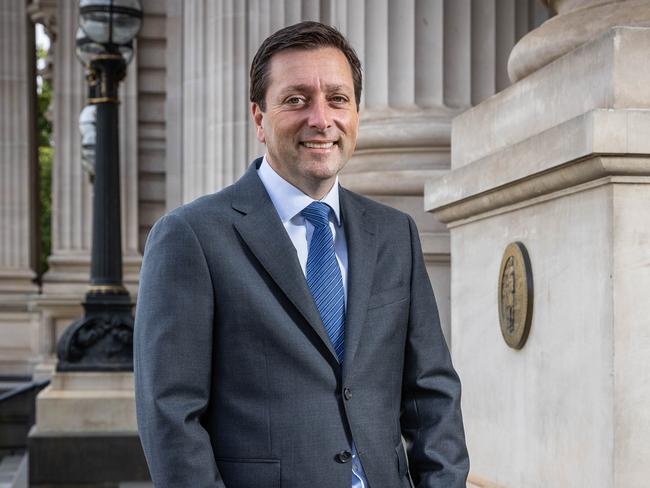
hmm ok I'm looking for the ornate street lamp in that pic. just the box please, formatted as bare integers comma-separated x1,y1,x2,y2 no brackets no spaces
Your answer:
57,0,142,372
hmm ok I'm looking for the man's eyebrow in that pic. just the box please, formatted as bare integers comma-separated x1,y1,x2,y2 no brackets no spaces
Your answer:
278,84,312,95
278,83,352,95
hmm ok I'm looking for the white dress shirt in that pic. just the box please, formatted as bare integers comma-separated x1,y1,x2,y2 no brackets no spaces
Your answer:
257,156,368,488
257,156,348,303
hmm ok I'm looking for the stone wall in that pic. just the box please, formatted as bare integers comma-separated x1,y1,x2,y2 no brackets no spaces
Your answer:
0,0,550,376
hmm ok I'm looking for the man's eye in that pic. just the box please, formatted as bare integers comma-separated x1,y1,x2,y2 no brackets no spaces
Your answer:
330,95,348,104
285,96,305,105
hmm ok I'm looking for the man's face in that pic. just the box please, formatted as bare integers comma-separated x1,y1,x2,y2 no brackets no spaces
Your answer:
251,47,360,198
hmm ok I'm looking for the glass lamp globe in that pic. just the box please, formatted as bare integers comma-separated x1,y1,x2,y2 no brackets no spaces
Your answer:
79,104,97,139
76,28,134,65
75,27,107,66
79,0,143,45
79,104,97,177
118,41,134,65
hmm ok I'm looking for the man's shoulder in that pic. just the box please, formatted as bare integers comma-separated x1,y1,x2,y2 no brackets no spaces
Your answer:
149,182,243,243
170,184,235,220
340,187,412,224
160,160,263,228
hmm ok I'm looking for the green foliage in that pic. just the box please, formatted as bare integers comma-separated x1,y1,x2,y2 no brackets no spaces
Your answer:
38,146,53,274
37,45,53,274
37,78,52,147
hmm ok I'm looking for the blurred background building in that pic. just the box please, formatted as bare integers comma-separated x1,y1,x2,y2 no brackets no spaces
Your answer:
2,0,650,487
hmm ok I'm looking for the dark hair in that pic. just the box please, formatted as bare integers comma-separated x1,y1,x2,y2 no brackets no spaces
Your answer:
249,21,362,111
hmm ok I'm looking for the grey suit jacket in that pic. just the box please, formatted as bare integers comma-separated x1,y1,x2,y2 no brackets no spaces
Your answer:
134,159,469,488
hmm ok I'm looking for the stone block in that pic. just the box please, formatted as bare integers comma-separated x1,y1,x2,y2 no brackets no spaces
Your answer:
448,184,615,486
35,372,137,433
28,372,148,486
453,26,650,169
0,306,41,377
426,22,650,487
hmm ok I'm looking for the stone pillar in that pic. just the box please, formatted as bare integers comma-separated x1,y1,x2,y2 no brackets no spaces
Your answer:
119,48,141,285
42,0,92,297
32,0,141,374
426,2,650,486
178,0,546,344
0,0,41,375
181,0,249,203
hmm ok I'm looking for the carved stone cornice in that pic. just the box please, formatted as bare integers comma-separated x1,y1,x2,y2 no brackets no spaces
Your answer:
426,110,650,224
27,0,58,41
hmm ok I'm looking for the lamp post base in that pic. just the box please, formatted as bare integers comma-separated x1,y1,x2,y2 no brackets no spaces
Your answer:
56,290,134,372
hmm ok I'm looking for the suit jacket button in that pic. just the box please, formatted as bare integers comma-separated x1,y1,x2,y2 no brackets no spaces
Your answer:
343,387,352,400
336,450,352,463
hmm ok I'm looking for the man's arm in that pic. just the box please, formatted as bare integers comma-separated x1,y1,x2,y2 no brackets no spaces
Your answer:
400,216,470,487
134,213,223,488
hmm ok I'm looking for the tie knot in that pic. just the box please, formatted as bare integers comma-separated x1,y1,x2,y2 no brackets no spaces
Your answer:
301,201,332,228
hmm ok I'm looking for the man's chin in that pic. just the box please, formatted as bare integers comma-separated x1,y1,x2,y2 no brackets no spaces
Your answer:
303,159,344,179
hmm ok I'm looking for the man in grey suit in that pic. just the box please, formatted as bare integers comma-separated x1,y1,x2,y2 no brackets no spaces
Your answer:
135,21,469,488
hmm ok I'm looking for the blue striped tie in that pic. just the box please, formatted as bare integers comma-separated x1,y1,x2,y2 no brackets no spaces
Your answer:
301,202,345,363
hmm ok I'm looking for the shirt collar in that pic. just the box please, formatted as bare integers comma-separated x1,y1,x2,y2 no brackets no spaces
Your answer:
257,155,342,226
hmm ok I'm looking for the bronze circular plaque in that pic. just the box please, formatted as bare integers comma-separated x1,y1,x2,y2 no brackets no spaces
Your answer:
498,242,533,349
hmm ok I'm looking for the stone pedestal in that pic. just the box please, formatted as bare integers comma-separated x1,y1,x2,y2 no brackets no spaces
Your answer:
28,372,149,485
34,372,137,432
426,23,650,488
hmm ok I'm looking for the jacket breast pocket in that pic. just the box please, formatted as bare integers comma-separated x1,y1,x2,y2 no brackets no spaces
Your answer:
216,458,280,488
368,284,408,310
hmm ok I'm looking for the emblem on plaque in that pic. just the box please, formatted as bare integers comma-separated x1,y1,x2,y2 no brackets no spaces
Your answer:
498,242,533,349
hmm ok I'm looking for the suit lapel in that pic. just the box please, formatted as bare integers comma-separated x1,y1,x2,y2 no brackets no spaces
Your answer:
232,162,340,364
340,188,377,380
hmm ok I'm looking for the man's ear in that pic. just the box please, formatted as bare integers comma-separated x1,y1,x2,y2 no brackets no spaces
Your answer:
251,103,266,144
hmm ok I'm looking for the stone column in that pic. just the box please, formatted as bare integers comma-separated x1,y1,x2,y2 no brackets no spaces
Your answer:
426,2,650,486
119,46,141,285
181,0,249,203
0,0,40,375
42,0,92,297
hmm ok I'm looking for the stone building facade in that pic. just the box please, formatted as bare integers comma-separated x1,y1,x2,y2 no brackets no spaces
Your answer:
26,1,650,486
0,0,548,377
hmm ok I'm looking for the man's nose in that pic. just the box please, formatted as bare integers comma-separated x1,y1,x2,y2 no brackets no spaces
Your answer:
307,98,331,131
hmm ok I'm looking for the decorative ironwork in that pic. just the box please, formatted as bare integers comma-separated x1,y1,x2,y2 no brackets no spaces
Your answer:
57,294,133,371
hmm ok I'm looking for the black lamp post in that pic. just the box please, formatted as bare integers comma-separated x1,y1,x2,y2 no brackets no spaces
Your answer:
57,0,142,372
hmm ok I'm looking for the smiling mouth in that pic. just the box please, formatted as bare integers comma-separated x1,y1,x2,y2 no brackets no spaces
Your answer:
301,141,337,149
